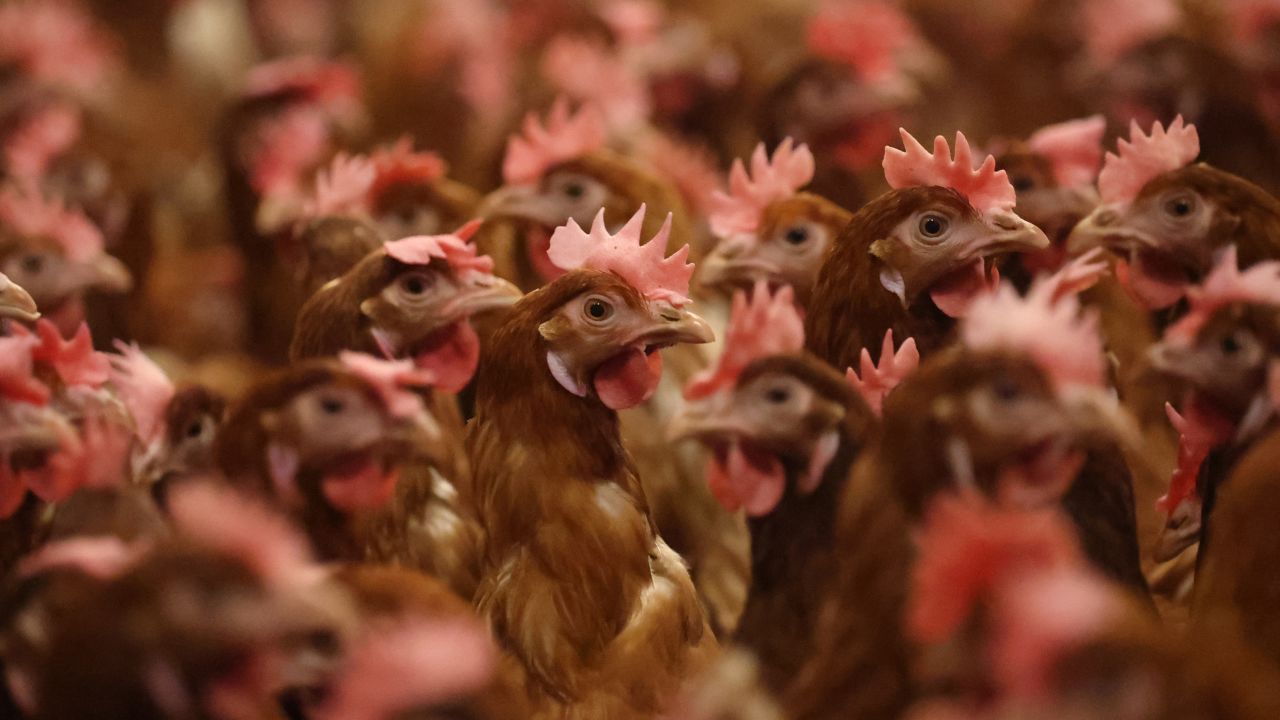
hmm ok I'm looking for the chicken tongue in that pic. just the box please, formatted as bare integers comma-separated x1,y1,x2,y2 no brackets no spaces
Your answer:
593,346,663,410
413,320,481,394
929,258,997,318
705,442,786,517
1115,251,1187,310
321,456,400,511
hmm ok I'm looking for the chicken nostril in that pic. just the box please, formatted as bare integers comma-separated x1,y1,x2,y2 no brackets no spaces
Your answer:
1094,209,1119,227
661,309,681,322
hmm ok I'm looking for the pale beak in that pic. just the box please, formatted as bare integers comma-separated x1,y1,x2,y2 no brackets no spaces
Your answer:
667,395,738,443
1154,498,1202,562
477,185,567,227
1067,202,1152,255
69,255,133,295
980,210,1050,254
0,275,39,322
441,274,523,320
634,301,715,347
1146,341,1212,387
698,234,781,292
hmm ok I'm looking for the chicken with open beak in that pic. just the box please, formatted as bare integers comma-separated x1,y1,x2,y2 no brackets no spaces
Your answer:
0,186,129,337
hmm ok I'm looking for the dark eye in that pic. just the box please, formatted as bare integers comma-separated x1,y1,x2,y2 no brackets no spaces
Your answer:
1164,195,1195,218
320,397,344,415
20,255,43,274
783,225,810,245
1010,176,1034,193
1221,333,1242,355
919,214,948,238
584,296,613,321
185,421,204,439
766,386,790,404
992,379,1021,402
400,273,432,296
563,182,586,199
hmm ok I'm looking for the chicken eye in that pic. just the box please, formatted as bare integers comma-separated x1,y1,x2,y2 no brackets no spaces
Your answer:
991,379,1021,402
20,254,43,275
583,296,614,322
783,225,810,245
1220,333,1242,355
1010,175,1035,193
562,182,586,199
185,421,204,439
1164,195,1196,218
399,273,433,296
319,397,345,415
918,214,948,239
765,386,791,404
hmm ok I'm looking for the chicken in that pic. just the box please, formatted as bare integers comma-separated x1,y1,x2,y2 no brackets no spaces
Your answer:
467,206,716,717
1145,248,1280,564
477,99,693,292
0,185,131,338
20,483,351,720
757,0,941,210
788,273,1144,719
805,129,1048,370
1069,116,1280,317
668,282,876,692
219,56,365,362
994,115,1107,284
214,352,459,577
294,214,388,296
701,139,851,307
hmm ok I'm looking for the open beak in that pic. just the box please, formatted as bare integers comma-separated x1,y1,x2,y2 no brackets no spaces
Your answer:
441,274,523,320
1146,341,1213,388
477,185,567,227
0,275,39,322
631,301,715,349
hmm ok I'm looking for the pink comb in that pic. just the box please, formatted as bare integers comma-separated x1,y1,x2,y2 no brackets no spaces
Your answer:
961,271,1106,392
17,320,110,389
548,205,694,305
1097,116,1199,206
638,132,724,217
844,329,919,416
884,130,1016,216
1226,0,1280,42
384,220,494,276
1081,0,1180,65
708,139,815,237
3,100,82,182
317,617,494,720
907,493,1084,645
246,106,332,198
108,341,176,449
338,351,436,419
807,0,919,83
502,98,607,185
1166,246,1280,343
168,481,314,589
0,0,118,92
1025,115,1107,188
244,56,362,117
304,153,376,219
685,282,804,400
541,35,650,133
0,332,50,405
0,185,105,263
370,137,448,197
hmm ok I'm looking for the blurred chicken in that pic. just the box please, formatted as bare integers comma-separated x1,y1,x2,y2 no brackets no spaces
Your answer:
477,99,693,292
701,139,851,307
1145,248,1280,566
806,129,1048,370
0,185,131,338
669,282,876,692
467,207,716,717
218,56,365,362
